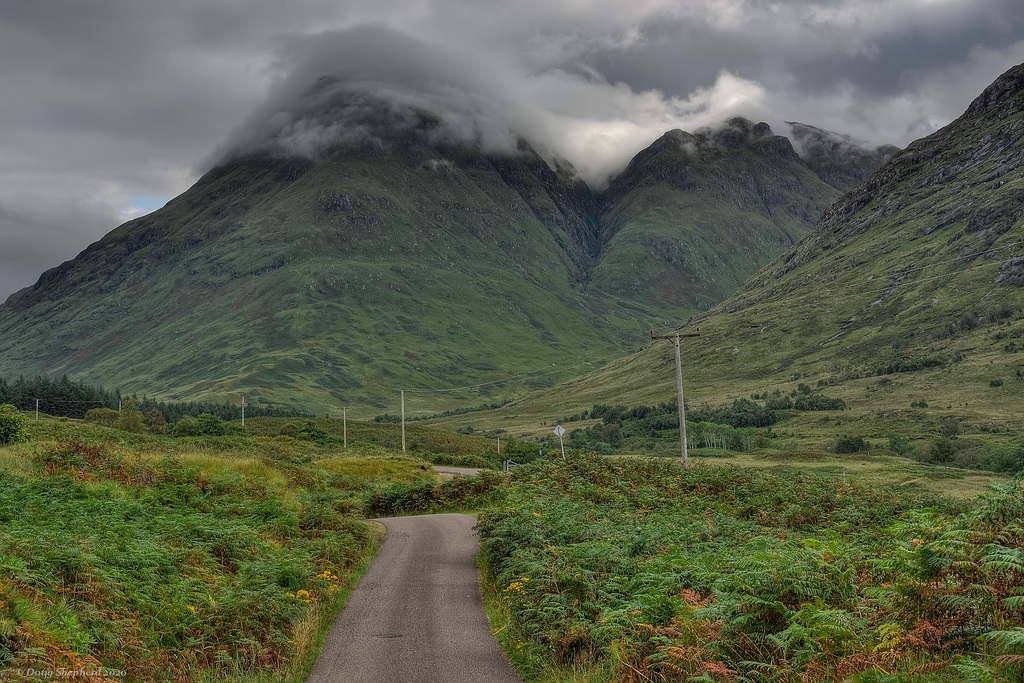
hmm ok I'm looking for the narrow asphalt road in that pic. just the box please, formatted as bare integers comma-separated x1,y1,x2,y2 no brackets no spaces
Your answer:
306,513,523,683
431,465,484,479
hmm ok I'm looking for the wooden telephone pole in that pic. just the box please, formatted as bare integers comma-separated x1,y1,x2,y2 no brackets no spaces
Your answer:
651,328,700,467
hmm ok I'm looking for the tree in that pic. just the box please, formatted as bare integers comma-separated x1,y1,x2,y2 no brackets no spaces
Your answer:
834,434,867,454
930,437,957,466
115,398,147,434
84,407,119,427
940,416,962,439
888,433,915,457
143,409,167,434
172,415,200,437
196,413,226,436
0,404,28,445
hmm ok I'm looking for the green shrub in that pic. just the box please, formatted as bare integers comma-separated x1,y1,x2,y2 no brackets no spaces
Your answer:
929,437,958,465
172,415,200,437
143,409,167,434
115,398,147,434
277,421,304,438
364,470,506,516
300,420,335,446
940,416,962,438
888,433,915,457
874,357,944,375
979,441,1024,474
196,413,226,436
429,453,496,469
83,407,119,427
0,403,29,445
476,455,965,681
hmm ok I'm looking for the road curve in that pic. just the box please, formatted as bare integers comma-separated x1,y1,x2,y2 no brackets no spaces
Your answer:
307,513,523,683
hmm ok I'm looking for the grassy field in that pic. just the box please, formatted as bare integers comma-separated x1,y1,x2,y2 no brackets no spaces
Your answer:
687,449,1009,499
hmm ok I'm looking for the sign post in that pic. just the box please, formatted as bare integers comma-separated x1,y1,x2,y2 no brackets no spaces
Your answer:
554,425,566,461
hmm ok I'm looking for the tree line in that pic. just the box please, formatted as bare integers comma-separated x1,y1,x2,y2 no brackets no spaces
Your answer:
0,374,307,423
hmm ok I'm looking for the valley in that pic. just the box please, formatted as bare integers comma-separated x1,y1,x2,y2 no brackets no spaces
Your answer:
0,41,1022,683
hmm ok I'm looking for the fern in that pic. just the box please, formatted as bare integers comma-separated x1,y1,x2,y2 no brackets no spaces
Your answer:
980,627,1024,649
949,655,999,683
982,545,1024,575
969,478,1024,529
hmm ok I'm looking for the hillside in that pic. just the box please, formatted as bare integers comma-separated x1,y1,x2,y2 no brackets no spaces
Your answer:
0,96,892,414
438,63,1024,444
0,140,621,415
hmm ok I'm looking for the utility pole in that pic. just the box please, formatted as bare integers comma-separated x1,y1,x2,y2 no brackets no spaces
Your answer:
651,328,701,467
401,390,406,451
35,399,39,422
343,407,347,449
241,396,245,427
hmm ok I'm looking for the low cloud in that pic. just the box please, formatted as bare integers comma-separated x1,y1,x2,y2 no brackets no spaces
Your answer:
216,25,790,187
2,0,1024,300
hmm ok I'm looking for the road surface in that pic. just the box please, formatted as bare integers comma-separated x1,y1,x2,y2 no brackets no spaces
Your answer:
431,465,484,479
307,513,523,683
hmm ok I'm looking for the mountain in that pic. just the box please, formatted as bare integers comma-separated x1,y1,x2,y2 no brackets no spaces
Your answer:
0,101,893,414
589,117,895,319
496,63,1024,431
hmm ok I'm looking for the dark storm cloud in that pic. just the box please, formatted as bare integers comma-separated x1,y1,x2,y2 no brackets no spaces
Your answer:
1,0,1023,300
0,201,122,305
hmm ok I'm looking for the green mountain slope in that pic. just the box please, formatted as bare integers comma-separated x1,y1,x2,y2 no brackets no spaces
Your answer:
496,63,1024,433
0,101,893,413
591,119,854,319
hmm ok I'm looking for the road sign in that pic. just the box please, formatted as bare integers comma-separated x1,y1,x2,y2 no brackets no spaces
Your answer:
554,425,566,460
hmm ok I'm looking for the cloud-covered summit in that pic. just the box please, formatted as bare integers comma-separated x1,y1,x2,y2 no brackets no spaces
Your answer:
2,0,1024,300
218,26,534,164
214,25,840,189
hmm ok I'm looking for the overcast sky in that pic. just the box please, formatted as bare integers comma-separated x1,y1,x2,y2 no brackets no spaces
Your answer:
2,0,1023,302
